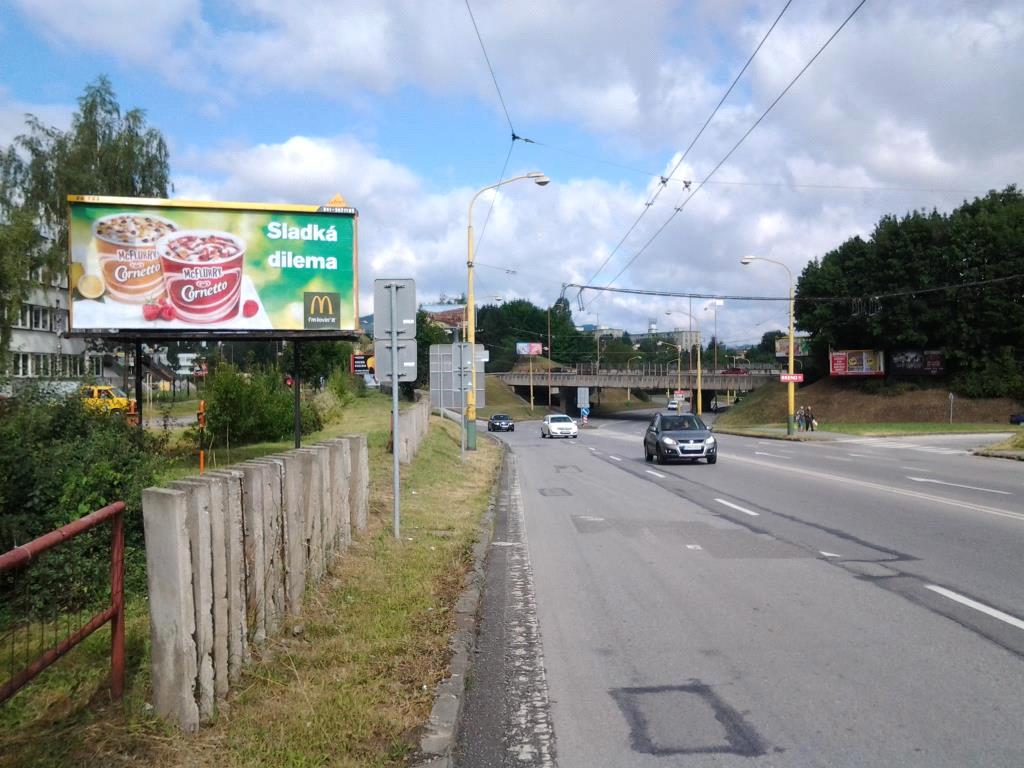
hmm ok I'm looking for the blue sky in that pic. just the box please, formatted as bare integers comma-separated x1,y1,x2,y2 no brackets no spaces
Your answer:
2,1,1022,345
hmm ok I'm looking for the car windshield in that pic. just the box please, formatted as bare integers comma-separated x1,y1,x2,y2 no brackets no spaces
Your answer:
492,414,510,420
661,415,703,431
551,416,573,423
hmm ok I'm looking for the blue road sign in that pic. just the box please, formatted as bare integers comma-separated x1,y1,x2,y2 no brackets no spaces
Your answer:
580,407,590,418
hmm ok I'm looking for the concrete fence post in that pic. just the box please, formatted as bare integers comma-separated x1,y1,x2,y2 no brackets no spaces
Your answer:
167,479,215,722
342,434,369,535
142,487,200,733
322,438,352,550
205,469,247,679
251,458,285,637
193,473,230,700
268,452,306,619
238,463,267,645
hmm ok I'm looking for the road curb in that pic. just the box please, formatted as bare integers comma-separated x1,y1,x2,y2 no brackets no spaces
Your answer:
973,449,1024,461
413,439,506,767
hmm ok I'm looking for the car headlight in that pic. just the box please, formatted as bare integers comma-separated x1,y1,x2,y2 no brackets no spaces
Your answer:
705,435,716,445
661,437,677,446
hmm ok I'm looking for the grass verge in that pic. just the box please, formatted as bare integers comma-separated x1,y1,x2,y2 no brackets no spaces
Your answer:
1,400,502,768
814,423,1018,436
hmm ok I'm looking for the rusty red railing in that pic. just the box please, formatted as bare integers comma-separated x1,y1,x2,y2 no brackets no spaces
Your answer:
0,501,125,704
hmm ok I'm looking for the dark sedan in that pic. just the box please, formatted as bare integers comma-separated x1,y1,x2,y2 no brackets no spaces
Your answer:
487,413,515,432
1011,414,1024,425
643,412,717,465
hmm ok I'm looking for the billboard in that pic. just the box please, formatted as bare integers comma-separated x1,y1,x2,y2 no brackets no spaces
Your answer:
775,336,812,358
889,349,945,376
516,342,543,355
830,349,885,377
67,195,358,336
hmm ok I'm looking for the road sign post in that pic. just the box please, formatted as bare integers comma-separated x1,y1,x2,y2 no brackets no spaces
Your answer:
375,279,416,540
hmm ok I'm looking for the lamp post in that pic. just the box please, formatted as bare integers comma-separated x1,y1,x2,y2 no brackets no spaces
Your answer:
705,299,723,372
665,310,702,415
626,354,642,402
657,341,682,396
741,255,795,435
466,171,549,449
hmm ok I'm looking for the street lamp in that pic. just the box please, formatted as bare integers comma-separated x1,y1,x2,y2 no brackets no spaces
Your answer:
657,341,682,396
665,310,703,415
466,171,549,449
704,299,723,372
626,354,642,402
741,255,795,435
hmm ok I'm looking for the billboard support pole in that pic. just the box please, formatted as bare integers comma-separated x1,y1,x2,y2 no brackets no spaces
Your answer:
134,341,144,433
293,340,302,448
389,283,401,540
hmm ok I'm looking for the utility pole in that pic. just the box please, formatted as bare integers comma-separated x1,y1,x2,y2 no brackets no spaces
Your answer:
547,307,552,408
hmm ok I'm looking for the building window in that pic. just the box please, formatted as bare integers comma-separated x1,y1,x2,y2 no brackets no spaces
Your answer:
12,353,30,377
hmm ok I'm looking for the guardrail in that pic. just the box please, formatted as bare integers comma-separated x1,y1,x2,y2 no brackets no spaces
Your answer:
0,501,126,704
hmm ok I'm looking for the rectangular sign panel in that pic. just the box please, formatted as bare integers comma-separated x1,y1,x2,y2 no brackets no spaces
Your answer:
577,387,590,409
779,372,804,383
775,336,812,358
374,339,417,382
351,354,371,375
428,344,485,410
516,342,543,356
889,349,945,376
67,195,358,335
373,278,417,339
830,349,885,377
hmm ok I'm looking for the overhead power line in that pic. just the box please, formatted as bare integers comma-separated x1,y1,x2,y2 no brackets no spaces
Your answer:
474,139,516,258
465,0,516,136
580,0,795,295
591,0,869,306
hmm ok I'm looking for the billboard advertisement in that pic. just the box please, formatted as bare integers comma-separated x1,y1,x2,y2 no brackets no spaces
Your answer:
775,336,812,358
516,342,543,355
889,349,945,376
830,349,885,377
67,195,358,336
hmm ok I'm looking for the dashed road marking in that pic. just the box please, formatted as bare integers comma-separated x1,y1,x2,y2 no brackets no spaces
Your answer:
755,451,789,459
646,470,666,479
686,544,703,550
820,551,841,558
609,455,622,462
925,585,1024,631
821,455,854,462
847,453,874,458
714,498,759,516
907,477,1011,495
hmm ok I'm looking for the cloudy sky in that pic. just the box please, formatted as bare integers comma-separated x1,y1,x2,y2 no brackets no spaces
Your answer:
2,0,1022,345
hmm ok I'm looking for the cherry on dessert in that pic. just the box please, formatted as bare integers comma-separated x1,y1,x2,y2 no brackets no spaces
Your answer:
243,300,259,318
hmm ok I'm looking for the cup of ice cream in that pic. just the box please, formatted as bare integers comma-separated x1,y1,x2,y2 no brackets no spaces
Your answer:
157,230,245,323
92,213,178,303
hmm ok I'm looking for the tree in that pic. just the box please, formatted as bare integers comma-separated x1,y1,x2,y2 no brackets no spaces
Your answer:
0,76,171,364
795,187,1024,396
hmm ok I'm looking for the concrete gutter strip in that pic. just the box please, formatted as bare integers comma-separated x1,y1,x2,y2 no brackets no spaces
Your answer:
414,439,504,768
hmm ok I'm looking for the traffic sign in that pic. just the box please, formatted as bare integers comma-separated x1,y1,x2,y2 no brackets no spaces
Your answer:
373,279,417,339
780,373,804,383
375,339,417,382
580,407,590,418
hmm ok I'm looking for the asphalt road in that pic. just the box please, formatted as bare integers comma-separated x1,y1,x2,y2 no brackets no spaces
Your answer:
459,414,1024,767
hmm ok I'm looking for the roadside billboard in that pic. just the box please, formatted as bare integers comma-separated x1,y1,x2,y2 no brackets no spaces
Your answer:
830,349,885,377
516,342,543,355
67,195,358,336
889,349,945,376
775,336,812,358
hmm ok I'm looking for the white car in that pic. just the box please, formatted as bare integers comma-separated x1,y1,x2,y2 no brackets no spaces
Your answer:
666,399,679,411
541,414,579,439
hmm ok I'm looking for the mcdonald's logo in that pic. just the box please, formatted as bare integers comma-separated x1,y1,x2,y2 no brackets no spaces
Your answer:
304,291,340,329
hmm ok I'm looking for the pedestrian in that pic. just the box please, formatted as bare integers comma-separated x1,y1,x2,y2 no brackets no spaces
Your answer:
807,407,816,431
796,406,805,431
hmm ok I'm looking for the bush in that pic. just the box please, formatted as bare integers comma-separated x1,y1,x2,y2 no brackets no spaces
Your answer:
952,347,1024,400
204,363,322,447
0,390,163,622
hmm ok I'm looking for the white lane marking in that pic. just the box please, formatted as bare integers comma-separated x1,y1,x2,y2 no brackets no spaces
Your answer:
646,470,666,479
722,452,1024,523
820,551,841,558
609,455,622,462
686,544,703,550
714,498,759,516
821,455,854,462
587,447,597,452
847,453,874,458
925,585,1024,632
900,466,931,472
577,515,605,522
907,477,1012,495
755,451,789,459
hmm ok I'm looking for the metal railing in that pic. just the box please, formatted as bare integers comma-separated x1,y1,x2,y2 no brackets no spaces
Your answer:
0,501,126,704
